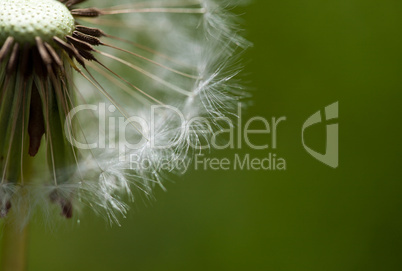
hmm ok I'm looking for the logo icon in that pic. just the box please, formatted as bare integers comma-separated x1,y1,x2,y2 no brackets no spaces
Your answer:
302,102,339,168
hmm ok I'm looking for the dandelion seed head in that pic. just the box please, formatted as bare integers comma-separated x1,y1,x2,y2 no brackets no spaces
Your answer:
0,0,251,225
0,0,75,44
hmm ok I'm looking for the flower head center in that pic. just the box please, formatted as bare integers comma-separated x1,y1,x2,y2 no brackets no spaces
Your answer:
0,0,75,45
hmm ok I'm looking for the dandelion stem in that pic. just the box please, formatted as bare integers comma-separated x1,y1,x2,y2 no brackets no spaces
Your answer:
1,152,34,270
1,222,29,271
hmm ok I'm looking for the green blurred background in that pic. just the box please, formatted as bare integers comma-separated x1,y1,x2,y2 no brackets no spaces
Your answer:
25,0,402,270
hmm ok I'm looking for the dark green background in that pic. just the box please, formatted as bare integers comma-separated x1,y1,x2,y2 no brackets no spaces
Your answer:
27,0,402,270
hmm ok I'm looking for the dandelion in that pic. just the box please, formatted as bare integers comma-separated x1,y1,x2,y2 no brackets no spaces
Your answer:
0,0,250,268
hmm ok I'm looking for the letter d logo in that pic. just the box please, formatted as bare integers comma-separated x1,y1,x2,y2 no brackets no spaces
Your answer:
302,102,339,168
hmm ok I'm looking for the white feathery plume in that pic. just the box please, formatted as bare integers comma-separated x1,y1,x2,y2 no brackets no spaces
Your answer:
0,0,251,225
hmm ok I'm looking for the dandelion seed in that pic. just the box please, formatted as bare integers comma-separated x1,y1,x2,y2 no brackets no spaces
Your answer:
0,0,250,224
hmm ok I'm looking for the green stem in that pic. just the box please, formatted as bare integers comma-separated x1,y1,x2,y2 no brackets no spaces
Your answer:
1,222,29,271
1,154,33,271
